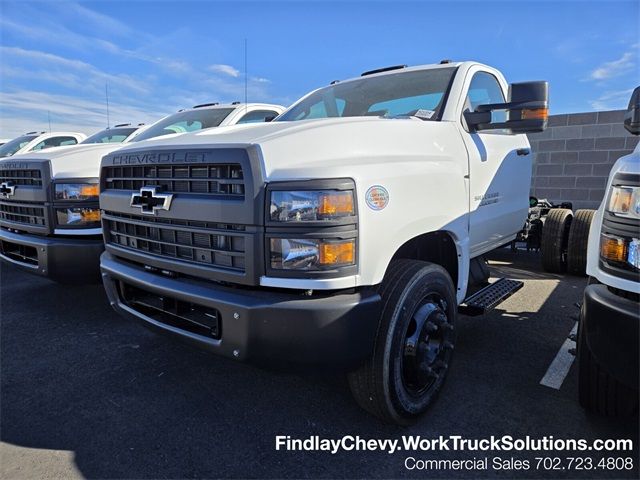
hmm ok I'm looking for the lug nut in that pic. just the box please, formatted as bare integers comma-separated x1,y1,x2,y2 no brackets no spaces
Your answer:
233,349,240,358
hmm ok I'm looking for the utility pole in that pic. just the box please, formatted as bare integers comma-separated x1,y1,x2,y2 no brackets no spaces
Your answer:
244,38,248,113
105,82,110,128
47,110,51,133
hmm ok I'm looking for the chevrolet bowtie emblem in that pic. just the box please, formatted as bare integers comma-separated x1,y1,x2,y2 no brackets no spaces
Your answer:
130,186,173,215
0,182,15,198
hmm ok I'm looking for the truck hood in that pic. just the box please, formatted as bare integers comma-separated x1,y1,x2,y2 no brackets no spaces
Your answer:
8,143,125,179
610,143,640,179
109,117,452,180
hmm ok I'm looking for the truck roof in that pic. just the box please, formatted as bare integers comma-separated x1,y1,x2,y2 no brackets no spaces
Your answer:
180,102,284,112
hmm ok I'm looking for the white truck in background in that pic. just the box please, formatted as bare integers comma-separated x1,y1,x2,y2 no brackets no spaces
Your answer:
577,86,640,417
0,103,285,282
0,131,86,158
98,61,549,424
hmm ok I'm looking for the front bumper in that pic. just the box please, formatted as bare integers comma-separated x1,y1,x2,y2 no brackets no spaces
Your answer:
100,252,381,369
0,227,103,283
581,284,639,389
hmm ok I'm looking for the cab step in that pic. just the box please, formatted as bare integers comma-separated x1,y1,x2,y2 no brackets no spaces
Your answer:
458,278,524,316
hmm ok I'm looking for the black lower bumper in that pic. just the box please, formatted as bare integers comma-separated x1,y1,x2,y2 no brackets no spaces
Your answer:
581,284,639,390
0,228,103,283
100,252,381,369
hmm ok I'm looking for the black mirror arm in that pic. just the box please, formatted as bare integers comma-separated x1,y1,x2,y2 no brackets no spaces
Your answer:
474,100,548,112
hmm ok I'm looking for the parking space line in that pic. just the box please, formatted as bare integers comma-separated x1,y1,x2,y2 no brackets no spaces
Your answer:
539,323,578,390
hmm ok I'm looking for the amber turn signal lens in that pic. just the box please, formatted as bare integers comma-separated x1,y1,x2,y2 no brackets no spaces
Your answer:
319,240,355,266
81,209,101,222
318,192,354,216
521,108,548,120
600,234,627,263
80,184,100,197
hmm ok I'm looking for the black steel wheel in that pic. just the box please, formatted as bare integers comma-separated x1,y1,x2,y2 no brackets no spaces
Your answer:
348,259,457,425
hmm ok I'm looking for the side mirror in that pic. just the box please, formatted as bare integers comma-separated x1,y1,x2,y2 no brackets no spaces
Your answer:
264,115,277,123
464,81,549,133
624,86,640,135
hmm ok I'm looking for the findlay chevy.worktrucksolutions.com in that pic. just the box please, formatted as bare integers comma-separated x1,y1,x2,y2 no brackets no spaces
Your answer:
275,435,633,455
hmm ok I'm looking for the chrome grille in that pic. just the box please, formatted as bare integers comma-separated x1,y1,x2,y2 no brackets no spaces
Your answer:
103,211,246,272
103,164,244,196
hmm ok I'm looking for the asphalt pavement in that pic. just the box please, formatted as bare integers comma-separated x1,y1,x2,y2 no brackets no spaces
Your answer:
1,249,638,479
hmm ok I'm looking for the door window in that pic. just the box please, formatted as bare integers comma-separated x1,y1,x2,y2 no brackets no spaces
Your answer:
465,72,507,125
237,110,281,124
32,136,79,150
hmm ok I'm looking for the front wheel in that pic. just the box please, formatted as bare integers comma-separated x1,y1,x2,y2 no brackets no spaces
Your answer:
348,259,457,424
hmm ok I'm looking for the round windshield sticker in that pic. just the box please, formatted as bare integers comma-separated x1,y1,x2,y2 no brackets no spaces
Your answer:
365,185,389,211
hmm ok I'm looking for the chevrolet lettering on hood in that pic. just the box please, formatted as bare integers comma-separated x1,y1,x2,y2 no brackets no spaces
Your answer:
112,151,213,165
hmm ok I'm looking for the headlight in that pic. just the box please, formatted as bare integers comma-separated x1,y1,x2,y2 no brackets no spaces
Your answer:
608,186,640,218
54,183,99,201
600,233,640,271
269,190,355,222
270,238,355,270
55,207,101,227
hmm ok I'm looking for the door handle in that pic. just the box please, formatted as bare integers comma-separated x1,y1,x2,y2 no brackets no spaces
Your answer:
516,148,531,156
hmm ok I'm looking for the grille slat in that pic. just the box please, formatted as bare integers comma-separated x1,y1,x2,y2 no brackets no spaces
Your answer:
103,164,244,197
0,169,43,187
0,203,46,226
104,212,246,272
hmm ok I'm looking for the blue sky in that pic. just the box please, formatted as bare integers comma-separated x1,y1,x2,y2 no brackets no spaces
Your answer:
0,0,638,137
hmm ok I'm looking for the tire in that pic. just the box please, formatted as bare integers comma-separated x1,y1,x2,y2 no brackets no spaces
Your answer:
541,208,573,273
567,209,596,276
348,259,457,425
577,320,639,417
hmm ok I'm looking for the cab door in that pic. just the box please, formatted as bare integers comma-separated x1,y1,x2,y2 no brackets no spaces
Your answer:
458,70,532,257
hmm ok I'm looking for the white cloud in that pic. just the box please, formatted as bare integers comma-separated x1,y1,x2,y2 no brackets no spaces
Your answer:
0,90,171,138
589,89,634,111
0,4,280,138
1,46,150,95
208,64,241,78
590,52,636,80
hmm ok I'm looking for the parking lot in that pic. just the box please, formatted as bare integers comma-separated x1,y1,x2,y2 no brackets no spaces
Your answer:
1,249,638,479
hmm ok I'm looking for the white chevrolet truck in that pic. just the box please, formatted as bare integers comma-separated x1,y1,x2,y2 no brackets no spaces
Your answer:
98,61,548,424
0,131,86,158
577,86,639,417
0,103,284,282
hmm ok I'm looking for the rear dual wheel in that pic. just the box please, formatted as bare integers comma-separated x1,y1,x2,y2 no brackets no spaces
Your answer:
541,208,573,273
567,209,596,276
348,260,457,425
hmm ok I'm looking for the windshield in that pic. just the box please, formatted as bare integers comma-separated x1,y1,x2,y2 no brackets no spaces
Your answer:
278,67,457,122
81,127,138,144
0,135,38,157
131,108,235,142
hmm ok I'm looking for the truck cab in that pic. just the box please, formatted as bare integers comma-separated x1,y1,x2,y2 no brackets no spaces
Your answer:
98,62,547,424
577,86,640,417
0,103,284,283
0,131,86,158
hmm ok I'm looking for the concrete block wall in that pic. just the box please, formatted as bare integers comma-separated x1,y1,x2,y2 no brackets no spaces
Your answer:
527,110,638,210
